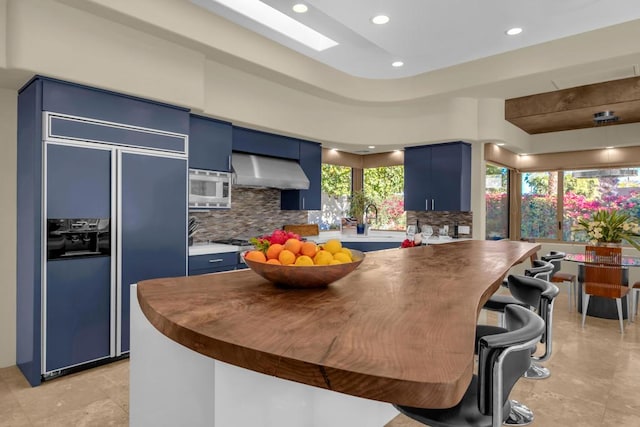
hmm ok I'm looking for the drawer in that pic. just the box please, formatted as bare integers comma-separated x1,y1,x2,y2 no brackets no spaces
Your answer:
189,252,237,274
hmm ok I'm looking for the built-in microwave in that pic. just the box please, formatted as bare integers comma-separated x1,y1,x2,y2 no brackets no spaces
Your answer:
188,169,231,209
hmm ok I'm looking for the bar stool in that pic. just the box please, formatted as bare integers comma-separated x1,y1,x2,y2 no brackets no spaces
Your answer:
395,305,545,427
541,251,578,311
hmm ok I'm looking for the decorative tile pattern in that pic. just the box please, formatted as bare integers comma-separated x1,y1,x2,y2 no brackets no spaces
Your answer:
189,187,308,242
406,211,473,236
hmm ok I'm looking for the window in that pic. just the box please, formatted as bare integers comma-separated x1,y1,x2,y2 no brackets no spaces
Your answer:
485,164,509,239
563,168,640,242
520,172,558,239
517,167,640,243
363,166,405,231
311,164,352,230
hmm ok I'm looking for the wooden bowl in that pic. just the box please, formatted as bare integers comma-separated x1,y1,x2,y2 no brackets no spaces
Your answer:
242,250,365,288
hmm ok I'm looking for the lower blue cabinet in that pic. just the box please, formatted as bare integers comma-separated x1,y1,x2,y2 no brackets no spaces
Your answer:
189,252,238,275
341,241,400,252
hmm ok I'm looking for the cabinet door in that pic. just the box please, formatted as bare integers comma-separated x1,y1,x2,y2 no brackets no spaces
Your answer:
430,143,471,211
189,115,232,171
120,153,187,353
45,144,112,372
281,141,321,210
232,127,299,159
403,146,432,211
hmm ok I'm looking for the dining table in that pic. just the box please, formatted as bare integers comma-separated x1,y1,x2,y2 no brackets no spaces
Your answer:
130,239,540,427
564,252,640,319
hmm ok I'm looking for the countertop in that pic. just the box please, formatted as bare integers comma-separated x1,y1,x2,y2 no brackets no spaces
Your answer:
188,233,472,256
137,240,539,409
188,243,240,256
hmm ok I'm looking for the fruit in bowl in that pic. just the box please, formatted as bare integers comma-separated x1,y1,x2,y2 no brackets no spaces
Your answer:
243,235,365,288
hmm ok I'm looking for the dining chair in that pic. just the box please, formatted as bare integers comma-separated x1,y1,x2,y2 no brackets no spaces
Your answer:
541,251,578,311
582,245,629,334
630,281,640,322
394,305,545,427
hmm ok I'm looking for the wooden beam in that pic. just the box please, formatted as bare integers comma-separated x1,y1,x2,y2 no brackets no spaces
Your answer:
505,76,640,134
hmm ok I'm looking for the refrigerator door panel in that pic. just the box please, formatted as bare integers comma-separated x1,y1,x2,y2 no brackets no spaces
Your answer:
45,256,112,372
45,144,113,374
119,152,187,353
46,144,111,218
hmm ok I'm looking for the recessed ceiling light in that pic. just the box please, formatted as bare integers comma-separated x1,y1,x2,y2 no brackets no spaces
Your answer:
371,15,390,25
519,153,528,156
505,27,523,36
292,3,308,13
392,61,404,67
368,145,376,149
605,146,614,149
496,143,505,146
210,0,337,51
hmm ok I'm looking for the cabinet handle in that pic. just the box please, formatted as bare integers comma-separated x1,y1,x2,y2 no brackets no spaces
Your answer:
425,199,428,211
302,197,305,209
431,199,435,210
228,156,231,171
208,259,223,263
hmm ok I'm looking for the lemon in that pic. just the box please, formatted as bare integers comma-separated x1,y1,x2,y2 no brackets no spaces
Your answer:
323,239,342,255
329,259,343,265
333,252,352,263
313,250,334,265
339,247,353,259
294,255,314,266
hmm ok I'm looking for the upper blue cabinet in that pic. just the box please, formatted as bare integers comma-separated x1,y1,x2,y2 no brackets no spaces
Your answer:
232,126,299,159
189,115,232,172
281,140,322,211
404,142,471,212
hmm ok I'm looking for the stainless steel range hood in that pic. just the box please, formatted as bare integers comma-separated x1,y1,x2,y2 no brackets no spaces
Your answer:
231,152,310,189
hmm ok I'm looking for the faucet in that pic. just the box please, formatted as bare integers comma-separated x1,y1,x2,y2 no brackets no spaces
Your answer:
364,204,378,234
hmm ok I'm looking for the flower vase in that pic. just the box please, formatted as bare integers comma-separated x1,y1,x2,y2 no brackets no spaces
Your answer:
356,224,365,234
596,241,622,248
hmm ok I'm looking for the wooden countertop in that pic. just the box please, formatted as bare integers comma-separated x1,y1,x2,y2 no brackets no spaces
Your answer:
137,240,539,409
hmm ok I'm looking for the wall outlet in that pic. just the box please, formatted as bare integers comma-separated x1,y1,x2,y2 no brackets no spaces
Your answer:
458,225,470,235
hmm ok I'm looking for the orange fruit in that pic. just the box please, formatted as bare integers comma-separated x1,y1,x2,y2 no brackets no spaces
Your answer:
284,238,302,255
300,241,318,257
278,249,296,265
266,259,281,265
294,255,314,266
245,250,266,263
266,243,284,260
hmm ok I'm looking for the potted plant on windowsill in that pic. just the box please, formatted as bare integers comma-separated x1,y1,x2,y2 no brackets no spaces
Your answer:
348,190,370,234
573,209,640,251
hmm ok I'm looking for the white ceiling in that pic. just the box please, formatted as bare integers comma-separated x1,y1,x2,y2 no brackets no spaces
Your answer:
191,0,640,79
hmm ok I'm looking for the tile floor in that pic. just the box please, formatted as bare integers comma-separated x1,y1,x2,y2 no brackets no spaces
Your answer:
1,286,640,426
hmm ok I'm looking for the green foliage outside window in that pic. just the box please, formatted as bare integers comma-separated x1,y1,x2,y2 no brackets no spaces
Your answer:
364,166,406,230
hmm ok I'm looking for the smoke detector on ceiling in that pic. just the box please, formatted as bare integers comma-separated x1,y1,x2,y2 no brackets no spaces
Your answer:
593,110,619,125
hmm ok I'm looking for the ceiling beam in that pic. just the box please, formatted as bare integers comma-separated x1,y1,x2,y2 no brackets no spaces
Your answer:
505,76,640,134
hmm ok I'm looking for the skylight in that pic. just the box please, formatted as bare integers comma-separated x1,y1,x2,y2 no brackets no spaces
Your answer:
206,0,338,51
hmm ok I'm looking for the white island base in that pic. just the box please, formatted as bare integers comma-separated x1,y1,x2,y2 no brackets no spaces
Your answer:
130,285,399,427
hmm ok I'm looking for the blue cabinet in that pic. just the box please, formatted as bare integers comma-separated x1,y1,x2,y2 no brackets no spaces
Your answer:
232,126,299,159
404,142,471,212
188,252,238,275
189,115,232,171
281,140,322,210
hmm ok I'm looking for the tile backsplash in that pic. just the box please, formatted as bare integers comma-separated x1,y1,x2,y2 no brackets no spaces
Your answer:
406,211,473,236
189,187,308,242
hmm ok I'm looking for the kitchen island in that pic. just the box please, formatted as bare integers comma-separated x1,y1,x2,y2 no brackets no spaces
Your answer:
131,240,539,427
